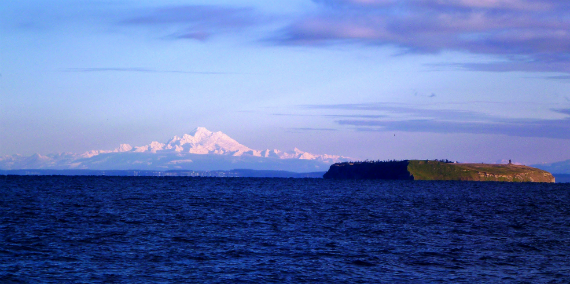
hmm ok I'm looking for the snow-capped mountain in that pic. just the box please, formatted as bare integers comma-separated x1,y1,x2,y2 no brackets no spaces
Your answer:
87,127,346,161
0,127,350,172
133,127,257,155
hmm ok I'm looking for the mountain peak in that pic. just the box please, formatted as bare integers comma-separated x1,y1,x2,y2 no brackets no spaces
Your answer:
0,127,352,171
189,127,212,136
162,127,253,155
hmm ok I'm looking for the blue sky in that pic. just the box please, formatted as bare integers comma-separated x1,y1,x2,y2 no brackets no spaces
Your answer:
2,0,570,164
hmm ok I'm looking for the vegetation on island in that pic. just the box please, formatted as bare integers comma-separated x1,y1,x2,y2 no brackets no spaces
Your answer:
324,160,555,183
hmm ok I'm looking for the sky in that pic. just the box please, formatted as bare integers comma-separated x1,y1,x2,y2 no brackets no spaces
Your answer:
1,0,570,165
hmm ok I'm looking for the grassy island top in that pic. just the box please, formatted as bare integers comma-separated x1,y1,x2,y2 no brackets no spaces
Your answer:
324,160,555,182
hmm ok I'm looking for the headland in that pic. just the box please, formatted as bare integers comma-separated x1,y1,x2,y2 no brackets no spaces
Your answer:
323,160,555,183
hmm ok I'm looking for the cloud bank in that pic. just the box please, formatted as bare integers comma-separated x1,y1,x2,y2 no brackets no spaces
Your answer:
11,1,569,73
305,103,570,139
275,0,570,73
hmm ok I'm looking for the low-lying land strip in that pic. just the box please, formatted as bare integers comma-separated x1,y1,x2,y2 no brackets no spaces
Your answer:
324,160,555,182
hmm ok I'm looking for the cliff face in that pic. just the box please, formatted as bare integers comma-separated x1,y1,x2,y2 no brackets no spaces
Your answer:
324,160,555,183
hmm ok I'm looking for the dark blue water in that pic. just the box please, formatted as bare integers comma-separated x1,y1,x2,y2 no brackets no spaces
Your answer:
1,176,570,283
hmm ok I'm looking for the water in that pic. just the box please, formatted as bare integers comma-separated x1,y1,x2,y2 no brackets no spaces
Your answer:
1,176,570,283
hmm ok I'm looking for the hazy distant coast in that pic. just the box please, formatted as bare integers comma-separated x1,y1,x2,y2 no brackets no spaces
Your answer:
0,169,326,178
0,127,350,173
324,160,556,183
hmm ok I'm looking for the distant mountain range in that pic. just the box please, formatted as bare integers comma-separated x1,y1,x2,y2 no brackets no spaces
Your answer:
0,169,327,178
0,127,350,172
532,160,570,175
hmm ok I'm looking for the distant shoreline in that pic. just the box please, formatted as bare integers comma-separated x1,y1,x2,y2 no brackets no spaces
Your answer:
2,168,569,183
553,174,570,183
0,169,326,178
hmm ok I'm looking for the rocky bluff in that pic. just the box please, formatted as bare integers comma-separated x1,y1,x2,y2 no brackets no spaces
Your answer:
324,160,555,183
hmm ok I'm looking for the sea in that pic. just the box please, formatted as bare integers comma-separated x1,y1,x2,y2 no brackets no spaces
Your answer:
1,176,569,283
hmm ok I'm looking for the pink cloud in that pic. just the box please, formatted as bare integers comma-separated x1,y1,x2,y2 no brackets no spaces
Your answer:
315,0,395,6
277,0,570,72
430,0,553,11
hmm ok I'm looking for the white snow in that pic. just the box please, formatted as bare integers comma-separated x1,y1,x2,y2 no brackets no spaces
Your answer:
164,127,254,155
0,127,351,170
113,144,133,152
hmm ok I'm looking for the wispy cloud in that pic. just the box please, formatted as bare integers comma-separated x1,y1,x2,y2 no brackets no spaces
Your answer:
8,1,570,73
288,127,338,132
305,103,570,139
119,5,267,40
305,103,494,121
546,75,570,81
63,68,237,74
272,113,386,119
323,114,387,119
9,3,268,41
273,0,570,73
337,118,570,139
313,0,396,7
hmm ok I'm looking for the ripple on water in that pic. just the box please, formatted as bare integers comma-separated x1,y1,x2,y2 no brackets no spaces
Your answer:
1,176,570,282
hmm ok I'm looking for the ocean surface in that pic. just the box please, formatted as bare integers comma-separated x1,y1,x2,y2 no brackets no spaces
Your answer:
1,176,569,283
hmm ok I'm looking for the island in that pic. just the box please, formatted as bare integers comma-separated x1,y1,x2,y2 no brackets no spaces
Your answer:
323,160,555,183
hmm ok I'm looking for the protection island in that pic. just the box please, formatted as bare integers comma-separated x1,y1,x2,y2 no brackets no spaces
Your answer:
323,160,555,183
